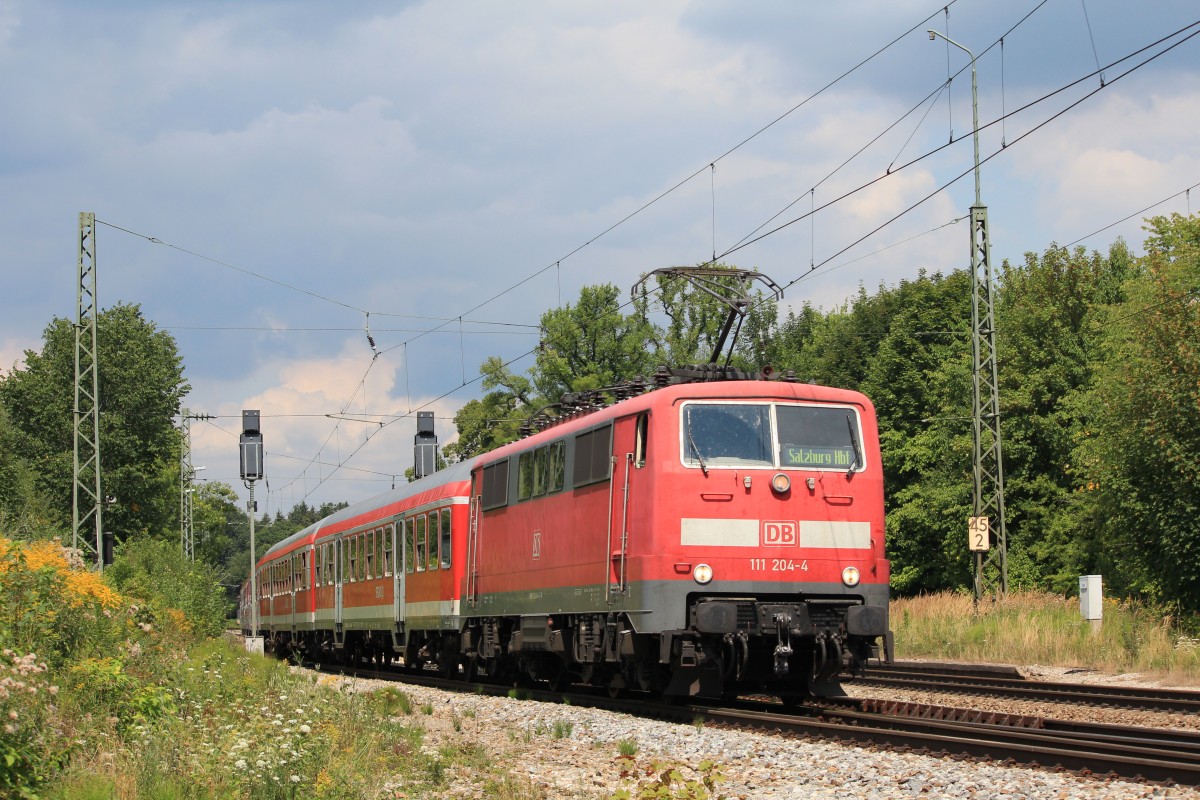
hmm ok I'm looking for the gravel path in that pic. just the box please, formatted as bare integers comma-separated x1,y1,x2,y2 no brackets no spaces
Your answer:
330,668,1200,800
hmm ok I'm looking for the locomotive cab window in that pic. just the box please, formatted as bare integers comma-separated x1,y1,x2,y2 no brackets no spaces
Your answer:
682,404,772,467
776,405,863,471
681,402,865,472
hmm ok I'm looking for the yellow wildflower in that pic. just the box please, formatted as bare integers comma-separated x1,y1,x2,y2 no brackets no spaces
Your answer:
0,537,123,609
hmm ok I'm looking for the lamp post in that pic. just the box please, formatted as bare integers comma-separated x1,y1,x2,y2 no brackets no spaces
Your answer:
927,28,1008,603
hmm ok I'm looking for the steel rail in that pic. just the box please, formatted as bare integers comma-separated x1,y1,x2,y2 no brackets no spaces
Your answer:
859,667,1200,713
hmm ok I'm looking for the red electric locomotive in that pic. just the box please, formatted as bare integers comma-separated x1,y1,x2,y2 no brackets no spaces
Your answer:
242,371,892,699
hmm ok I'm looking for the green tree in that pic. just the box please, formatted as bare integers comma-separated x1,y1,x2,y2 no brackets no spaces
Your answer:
995,241,1133,592
534,283,657,399
0,303,190,541
856,271,974,593
1076,214,1200,609
0,403,57,538
443,356,534,462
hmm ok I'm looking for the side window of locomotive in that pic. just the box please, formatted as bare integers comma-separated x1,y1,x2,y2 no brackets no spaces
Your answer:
573,424,613,487
415,515,427,572
481,460,510,510
532,446,548,496
440,508,452,569
634,413,648,468
383,525,394,577
404,518,415,574
682,404,772,467
776,405,863,471
547,440,565,492
517,451,534,501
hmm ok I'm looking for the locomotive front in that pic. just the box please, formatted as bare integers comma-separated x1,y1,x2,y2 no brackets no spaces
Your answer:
632,381,891,697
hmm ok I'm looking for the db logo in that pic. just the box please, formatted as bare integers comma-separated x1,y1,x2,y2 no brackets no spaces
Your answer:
761,521,798,547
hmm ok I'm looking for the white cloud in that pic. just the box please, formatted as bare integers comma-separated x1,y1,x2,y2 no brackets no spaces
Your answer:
0,337,32,377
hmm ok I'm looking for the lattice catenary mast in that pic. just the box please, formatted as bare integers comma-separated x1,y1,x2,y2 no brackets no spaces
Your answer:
73,212,103,567
928,29,1009,601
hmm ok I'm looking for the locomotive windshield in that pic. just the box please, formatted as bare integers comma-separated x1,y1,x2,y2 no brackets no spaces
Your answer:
681,402,863,471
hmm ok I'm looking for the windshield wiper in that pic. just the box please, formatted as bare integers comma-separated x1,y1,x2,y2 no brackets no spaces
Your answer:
685,411,709,476
845,413,862,478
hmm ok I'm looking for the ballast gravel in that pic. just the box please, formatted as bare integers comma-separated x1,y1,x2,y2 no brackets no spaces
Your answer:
327,669,1200,800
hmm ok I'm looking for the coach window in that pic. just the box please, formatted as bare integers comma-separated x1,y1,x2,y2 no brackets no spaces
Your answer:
383,525,393,576
427,512,439,571
347,537,357,582
548,440,565,492
364,530,374,579
415,515,427,572
440,509,452,569
358,534,368,582
405,519,415,574
375,529,385,578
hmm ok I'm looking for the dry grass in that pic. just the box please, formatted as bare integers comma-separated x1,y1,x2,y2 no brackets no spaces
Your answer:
891,590,1200,685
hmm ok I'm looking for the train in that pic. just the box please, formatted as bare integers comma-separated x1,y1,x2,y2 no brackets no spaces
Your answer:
240,367,892,699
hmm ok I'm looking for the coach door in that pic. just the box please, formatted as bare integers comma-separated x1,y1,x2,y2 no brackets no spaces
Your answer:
392,518,406,645
333,537,345,639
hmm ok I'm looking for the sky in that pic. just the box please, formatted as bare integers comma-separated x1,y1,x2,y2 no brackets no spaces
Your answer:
0,0,1197,517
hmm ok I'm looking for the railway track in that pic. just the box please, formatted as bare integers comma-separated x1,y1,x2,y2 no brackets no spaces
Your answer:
320,661,1200,787
860,661,1200,713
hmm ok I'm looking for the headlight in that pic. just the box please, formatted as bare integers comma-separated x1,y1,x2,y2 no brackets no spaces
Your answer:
770,472,791,493
841,566,861,587
693,563,713,584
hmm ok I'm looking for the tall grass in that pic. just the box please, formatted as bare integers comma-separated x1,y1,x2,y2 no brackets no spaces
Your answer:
892,591,1200,682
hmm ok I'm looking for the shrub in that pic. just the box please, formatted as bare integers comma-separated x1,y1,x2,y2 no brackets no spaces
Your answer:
103,536,231,638
0,649,64,798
